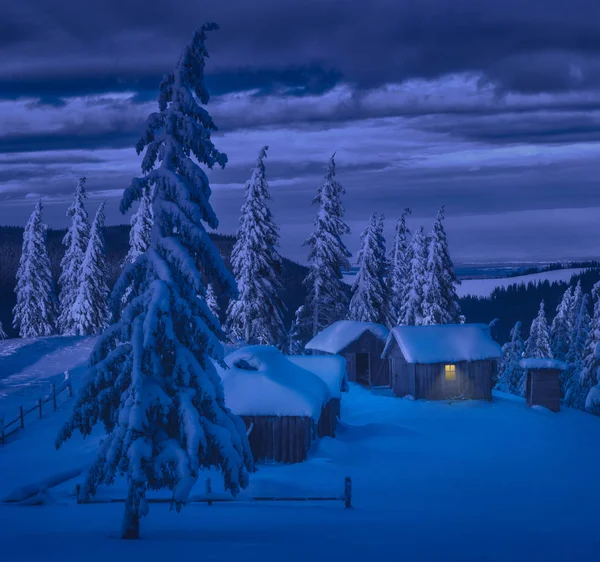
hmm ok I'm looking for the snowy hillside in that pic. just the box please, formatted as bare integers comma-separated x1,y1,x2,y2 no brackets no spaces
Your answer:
456,267,587,298
1,336,600,561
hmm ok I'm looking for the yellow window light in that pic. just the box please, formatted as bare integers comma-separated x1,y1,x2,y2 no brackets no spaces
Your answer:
445,364,456,381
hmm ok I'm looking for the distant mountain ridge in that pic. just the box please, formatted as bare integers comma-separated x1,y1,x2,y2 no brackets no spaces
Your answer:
0,225,308,339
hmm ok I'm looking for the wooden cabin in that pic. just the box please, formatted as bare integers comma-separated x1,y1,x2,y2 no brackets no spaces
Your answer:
519,358,566,413
382,324,502,401
216,346,333,463
287,354,348,438
305,321,390,388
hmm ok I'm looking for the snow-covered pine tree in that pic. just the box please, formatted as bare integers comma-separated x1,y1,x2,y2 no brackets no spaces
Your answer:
300,153,352,339
525,301,553,359
569,281,583,334
0,321,6,339
564,293,591,408
550,285,573,361
386,208,411,327
496,321,525,395
205,283,220,320
287,305,305,355
225,146,287,348
400,225,427,326
56,25,253,539
124,186,153,265
58,177,90,334
348,213,387,324
422,206,459,325
12,200,58,338
580,282,600,413
71,202,109,336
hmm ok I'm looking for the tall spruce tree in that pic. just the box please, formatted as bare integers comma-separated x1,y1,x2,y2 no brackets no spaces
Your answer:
205,283,220,320
496,321,525,395
580,282,600,412
400,225,427,326
124,187,154,265
525,301,553,358
422,206,459,325
225,146,287,348
0,321,6,340
564,293,591,408
13,200,58,338
288,305,305,355
550,285,573,361
386,208,412,326
71,202,109,336
300,153,352,339
56,25,253,539
347,213,387,324
58,177,90,334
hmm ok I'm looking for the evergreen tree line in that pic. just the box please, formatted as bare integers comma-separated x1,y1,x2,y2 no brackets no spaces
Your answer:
496,280,600,415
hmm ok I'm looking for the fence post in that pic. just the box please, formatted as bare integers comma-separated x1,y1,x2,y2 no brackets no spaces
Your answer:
76,484,82,505
206,478,213,506
52,383,57,412
344,476,352,509
19,405,24,429
38,397,43,419
65,371,73,397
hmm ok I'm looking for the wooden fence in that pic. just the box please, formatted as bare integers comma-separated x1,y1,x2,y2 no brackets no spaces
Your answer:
76,476,353,509
0,371,73,445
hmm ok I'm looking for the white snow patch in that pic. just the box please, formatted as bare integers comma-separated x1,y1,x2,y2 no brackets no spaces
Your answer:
285,354,348,399
305,320,389,354
383,323,502,363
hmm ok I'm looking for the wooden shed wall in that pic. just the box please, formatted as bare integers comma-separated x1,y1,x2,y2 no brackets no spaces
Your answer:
242,415,313,464
526,369,561,412
387,340,494,400
318,398,341,438
341,331,390,388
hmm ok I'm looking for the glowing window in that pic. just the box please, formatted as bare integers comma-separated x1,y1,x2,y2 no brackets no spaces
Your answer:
445,364,456,381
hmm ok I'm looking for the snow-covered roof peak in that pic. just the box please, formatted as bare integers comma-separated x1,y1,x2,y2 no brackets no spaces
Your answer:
286,354,348,398
383,323,502,364
215,346,330,420
519,358,567,371
305,320,389,354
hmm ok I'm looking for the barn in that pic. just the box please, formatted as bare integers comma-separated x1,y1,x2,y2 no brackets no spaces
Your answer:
216,346,335,463
305,321,390,388
382,324,502,401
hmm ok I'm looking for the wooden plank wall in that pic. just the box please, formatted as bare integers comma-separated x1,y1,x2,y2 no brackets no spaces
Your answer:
529,370,561,412
344,332,390,388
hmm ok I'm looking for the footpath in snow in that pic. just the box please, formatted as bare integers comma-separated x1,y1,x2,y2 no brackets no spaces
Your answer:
1,340,600,562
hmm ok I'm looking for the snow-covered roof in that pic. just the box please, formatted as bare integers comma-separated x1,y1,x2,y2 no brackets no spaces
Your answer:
215,346,330,420
519,358,567,371
382,324,502,364
286,355,348,399
305,320,389,354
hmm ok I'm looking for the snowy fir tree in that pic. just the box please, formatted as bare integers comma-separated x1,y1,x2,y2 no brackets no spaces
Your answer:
12,200,58,338
56,25,253,539
124,186,154,265
400,225,427,326
525,301,553,359
205,283,220,320
386,208,412,326
58,177,90,334
564,293,591,409
225,146,287,348
0,321,6,339
287,305,305,355
299,153,352,339
348,213,387,324
422,206,460,326
71,202,110,336
569,281,584,335
550,285,573,362
496,321,525,396
580,282,600,412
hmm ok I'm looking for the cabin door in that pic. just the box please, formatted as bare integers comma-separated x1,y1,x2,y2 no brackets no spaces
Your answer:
355,353,370,387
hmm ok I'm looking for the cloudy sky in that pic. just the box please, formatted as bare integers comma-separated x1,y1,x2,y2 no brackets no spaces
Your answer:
2,0,600,263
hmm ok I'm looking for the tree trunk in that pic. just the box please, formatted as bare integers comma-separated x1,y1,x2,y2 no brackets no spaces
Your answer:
121,483,141,539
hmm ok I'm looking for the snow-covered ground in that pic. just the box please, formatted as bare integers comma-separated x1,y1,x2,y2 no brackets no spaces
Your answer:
1,336,600,561
456,267,587,298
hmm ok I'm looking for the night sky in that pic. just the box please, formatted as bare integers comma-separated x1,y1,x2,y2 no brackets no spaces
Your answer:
1,0,600,263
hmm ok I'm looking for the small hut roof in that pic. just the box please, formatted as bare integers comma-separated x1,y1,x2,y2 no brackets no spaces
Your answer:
215,346,330,420
519,358,567,371
286,354,349,398
382,324,502,364
305,320,389,354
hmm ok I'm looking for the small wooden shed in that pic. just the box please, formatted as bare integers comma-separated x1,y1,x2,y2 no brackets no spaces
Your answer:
287,354,348,438
216,346,332,463
519,358,567,413
305,321,390,388
382,324,502,401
